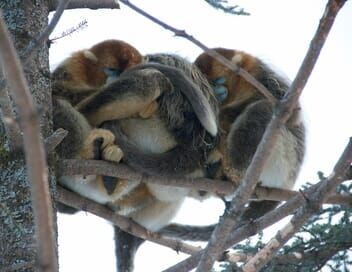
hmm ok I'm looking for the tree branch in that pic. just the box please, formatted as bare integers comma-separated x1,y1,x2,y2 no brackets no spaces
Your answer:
48,0,119,11
21,0,71,64
0,13,57,272
194,0,347,270
56,186,201,256
59,159,352,206
242,136,352,272
44,128,68,154
0,0,70,149
162,168,352,272
118,0,277,105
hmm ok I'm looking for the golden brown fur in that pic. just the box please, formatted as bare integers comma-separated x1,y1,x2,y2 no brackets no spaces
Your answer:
53,41,220,271
52,39,143,105
195,48,305,221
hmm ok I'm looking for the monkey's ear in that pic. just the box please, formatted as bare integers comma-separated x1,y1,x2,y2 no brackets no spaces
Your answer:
82,50,98,63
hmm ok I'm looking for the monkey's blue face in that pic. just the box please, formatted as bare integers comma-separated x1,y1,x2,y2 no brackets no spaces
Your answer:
104,67,123,85
211,77,228,103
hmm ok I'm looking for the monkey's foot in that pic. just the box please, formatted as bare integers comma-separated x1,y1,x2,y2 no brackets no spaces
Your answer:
80,128,123,162
102,144,123,162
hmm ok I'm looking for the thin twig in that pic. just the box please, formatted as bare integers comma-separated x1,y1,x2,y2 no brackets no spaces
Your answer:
44,128,68,154
162,169,348,272
57,186,201,256
242,136,352,272
59,159,352,206
0,0,70,149
119,0,277,105
0,13,57,272
194,0,347,270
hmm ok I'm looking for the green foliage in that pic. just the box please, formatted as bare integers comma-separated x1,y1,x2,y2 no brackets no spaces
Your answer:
217,183,352,272
204,0,250,16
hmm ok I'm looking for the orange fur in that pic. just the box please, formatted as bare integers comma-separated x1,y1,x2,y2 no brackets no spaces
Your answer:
195,48,305,190
52,39,143,104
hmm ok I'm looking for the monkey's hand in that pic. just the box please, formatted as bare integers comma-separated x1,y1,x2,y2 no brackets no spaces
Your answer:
80,128,123,162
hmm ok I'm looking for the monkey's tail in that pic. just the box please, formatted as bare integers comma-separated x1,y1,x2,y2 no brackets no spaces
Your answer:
102,121,204,176
160,223,216,241
114,226,144,272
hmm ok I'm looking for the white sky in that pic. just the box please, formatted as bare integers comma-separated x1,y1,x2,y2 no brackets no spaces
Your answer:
49,0,352,271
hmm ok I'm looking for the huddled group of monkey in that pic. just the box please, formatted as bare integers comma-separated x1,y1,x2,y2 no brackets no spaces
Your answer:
52,39,305,271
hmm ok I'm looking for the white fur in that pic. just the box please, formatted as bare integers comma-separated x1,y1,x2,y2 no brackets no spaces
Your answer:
130,199,184,231
82,50,98,62
60,175,108,204
147,184,189,202
59,175,140,204
259,127,300,189
231,53,243,64
121,116,191,201
119,116,177,153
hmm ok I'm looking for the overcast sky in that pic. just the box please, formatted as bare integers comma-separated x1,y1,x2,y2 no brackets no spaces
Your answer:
49,1,352,271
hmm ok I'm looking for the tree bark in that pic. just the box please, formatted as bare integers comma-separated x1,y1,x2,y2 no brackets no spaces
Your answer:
0,1,56,271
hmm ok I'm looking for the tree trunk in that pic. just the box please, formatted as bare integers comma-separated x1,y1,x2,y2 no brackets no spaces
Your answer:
0,1,56,271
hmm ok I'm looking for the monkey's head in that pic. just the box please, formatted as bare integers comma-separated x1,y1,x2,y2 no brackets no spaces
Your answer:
52,39,143,95
90,39,143,79
195,48,260,107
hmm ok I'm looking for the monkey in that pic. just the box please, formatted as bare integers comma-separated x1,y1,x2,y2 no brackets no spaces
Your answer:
75,54,219,176
51,39,143,215
193,47,305,222
51,39,143,106
52,47,220,271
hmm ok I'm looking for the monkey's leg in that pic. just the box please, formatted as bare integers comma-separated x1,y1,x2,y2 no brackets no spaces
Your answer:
79,128,123,162
227,99,280,221
109,184,155,216
54,98,91,214
76,68,172,126
114,226,144,272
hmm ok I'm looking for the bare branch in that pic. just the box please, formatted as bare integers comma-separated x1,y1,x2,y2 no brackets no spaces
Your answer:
0,13,57,272
0,0,70,149
119,0,277,105
194,0,347,270
50,20,88,43
56,186,201,256
21,0,71,64
49,0,119,11
59,159,352,206
204,0,250,16
163,181,315,272
242,137,352,272
44,128,68,154
163,137,352,272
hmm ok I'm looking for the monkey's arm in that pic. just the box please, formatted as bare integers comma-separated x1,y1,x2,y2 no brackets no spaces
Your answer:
226,99,305,221
101,121,203,176
76,68,172,126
